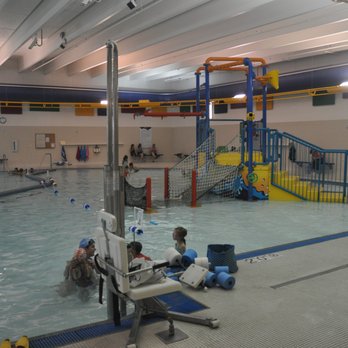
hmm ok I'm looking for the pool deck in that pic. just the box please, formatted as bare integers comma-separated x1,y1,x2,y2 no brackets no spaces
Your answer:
60,235,348,348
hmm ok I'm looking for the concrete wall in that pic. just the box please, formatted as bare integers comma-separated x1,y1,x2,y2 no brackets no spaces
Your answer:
1,93,348,170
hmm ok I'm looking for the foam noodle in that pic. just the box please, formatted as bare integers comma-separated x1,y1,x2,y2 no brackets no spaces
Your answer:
204,271,217,288
181,249,198,268
194,257,209,269
163,247,182,266
214,265,229,274
217,272,235,290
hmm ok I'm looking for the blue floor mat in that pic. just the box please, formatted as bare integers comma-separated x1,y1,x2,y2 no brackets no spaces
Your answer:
29,291,207,348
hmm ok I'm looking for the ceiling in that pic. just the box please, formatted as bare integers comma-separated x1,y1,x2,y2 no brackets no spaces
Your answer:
0,0,348,94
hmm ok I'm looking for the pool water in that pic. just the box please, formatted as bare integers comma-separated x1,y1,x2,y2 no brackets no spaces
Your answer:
1,169,348,340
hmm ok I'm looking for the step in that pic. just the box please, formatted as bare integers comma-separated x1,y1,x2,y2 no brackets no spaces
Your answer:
318,191,345,203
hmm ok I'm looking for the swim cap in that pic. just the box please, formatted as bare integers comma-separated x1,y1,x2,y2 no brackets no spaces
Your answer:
79,238,95,249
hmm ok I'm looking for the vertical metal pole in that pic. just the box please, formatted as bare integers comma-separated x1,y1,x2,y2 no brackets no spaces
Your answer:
195,72,201,148
164,167,169,200
262,66,267,163
105,40,126,323
343,153,347,203
204,64,211,140
243,58,254,201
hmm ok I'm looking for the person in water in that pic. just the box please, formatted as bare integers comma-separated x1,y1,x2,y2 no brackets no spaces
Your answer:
65,238,97,287
172,226,187,255
58,238,97,301
128,241,152,261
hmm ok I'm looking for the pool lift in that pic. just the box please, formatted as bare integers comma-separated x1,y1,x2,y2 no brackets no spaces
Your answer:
100,41,219,348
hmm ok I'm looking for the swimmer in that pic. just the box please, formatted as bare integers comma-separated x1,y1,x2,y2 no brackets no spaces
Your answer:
57,238,97,301
172,226,187,255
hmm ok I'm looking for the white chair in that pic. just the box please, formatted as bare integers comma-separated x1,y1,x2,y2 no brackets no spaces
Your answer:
95,210,219,348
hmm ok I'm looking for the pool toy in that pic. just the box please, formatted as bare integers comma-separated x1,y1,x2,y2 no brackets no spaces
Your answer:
128,225,143,235
0,339,11,348
216,272,235,290
15,336,29,348
181,249,198,268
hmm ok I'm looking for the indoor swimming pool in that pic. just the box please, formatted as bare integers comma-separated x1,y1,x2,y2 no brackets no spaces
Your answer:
1,168,348,340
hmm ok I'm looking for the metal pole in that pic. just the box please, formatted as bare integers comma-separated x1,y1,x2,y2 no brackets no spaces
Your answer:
243,58,254,201
105,40,126,323
204,63,211,140
195,72,201,148
262,66,267,163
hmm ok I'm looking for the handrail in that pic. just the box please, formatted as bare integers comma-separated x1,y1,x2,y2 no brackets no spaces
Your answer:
268,129,348,203
282,132,348,153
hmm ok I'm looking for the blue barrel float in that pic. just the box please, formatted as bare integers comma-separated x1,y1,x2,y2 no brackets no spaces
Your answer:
181,249,198,268
216,272,235,290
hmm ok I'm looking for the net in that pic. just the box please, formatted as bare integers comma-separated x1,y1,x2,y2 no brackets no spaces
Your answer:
169,130,240,201
125,179,146,209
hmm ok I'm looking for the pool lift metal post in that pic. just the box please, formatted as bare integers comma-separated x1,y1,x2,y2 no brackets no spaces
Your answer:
104,40,125,324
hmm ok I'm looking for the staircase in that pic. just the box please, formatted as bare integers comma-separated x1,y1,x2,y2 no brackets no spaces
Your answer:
269,131,348,203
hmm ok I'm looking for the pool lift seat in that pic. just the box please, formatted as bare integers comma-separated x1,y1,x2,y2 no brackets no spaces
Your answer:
95,210,220,348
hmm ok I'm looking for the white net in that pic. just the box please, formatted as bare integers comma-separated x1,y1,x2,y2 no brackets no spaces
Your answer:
169,130,240,201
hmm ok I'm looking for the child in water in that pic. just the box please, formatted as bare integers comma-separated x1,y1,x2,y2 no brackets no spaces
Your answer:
172,226,187,255
128,241,152,261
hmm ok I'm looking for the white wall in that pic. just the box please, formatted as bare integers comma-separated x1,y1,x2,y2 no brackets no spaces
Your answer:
1,93,348,170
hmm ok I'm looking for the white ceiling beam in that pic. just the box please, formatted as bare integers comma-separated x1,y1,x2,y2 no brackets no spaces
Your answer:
132,6,348,70
64,0,275,75
18,0,130,71
0,0,73,66
66,0,343,79
41,0,212,74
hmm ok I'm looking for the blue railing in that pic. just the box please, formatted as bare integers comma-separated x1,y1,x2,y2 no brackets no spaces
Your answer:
240,127,348,203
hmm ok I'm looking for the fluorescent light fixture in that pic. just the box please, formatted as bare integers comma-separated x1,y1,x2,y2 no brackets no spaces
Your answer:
339,81,348,87
233,93,246,99
100,100,108,105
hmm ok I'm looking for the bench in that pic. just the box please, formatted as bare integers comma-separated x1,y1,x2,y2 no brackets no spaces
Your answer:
94,211,219,347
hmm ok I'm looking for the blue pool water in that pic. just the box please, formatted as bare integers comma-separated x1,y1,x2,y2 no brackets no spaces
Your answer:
1,169,348,340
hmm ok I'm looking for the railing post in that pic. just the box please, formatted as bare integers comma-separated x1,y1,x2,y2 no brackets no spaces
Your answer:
343,153,348,203
164,167,169,200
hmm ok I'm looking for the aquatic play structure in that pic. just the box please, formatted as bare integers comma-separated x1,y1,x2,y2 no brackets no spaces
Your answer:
163,57,348,204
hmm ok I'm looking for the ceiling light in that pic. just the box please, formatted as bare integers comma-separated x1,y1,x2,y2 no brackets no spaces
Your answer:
100,100,108,105
81,0,101,6
339,81,348,87
233,93,246,99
